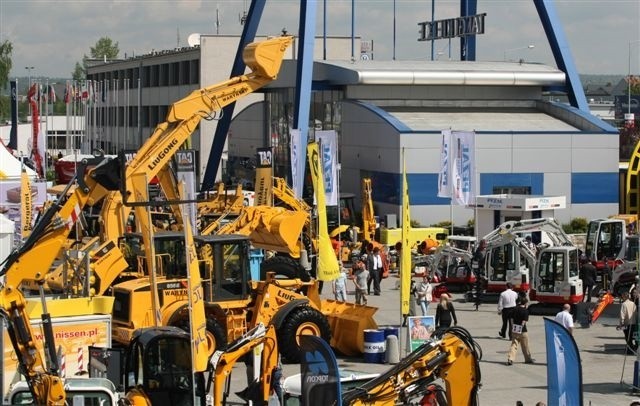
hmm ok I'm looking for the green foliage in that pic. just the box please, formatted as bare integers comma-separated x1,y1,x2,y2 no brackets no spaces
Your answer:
91,37,119,59
432,220,452,228
72,61,85,81
0,40,12,89
562,217,588,234
72,37,120,81
46,169,56,182
409,219,422,228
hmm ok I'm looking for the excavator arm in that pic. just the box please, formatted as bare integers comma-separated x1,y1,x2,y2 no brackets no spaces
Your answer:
121,36,292,210
361,178,376,243
342,327,481,406
485,217,573,247
210,323,279,405
0,156,120,405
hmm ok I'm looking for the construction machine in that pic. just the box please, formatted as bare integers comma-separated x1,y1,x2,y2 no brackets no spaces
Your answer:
341,326,482,406
427,235,477,289
21,35,295,298
0,152,123,405
585,217,633,293
330,178,390,276
112,231,376,363
482,218,583,305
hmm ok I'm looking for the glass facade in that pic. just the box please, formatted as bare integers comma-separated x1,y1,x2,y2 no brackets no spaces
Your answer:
264,88,343,184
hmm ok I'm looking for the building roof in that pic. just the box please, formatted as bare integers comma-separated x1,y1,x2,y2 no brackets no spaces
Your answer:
387,109,579,132
314,60,566,86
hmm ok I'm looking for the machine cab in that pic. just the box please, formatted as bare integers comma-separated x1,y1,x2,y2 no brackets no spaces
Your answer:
532,246,582,303
485,242,530,292
585,219,625,263
120,231,188,278
193,234,252,302
123,327,207,406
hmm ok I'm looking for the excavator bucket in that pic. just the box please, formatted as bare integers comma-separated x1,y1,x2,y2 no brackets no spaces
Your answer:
243,36,292,79
321,299,378,356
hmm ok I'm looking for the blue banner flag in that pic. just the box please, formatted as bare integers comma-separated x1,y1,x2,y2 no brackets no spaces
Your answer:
9,80,17,150
544,317,583,406
300,335,341,406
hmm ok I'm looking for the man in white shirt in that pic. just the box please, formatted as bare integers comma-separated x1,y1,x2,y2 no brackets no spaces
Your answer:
554,304,574,335
498,283,519,339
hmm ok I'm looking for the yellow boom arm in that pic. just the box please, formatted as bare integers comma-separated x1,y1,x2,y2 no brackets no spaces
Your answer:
122,36,292,207
342,327,481,406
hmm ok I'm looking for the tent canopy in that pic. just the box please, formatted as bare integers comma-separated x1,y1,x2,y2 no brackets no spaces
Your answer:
0,142,37,179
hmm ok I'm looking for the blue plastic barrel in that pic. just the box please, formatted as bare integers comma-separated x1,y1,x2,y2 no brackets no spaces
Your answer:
363,329,386,363
384,327,399,339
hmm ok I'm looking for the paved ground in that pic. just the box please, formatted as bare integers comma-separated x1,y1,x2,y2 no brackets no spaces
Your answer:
225,277,640,405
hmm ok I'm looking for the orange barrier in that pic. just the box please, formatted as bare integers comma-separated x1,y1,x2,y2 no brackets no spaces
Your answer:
591,292,615,324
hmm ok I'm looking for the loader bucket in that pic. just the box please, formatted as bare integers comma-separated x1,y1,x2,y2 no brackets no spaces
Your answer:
321,299,378,356
243,36,293,79
248,208,307,257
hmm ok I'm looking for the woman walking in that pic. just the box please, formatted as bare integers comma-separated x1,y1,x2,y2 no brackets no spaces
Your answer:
435,294,457,328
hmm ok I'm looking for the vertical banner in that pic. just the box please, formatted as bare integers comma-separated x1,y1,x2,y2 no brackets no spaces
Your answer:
20,170,33,238
401,150,411,315
451,131,475,206
175,150,197,231
9,80,18,151
308,142,340,281
290,128,303,198
437,129,452,198
300,335,342,406
254,147,273,206
544,318,583,406
316,130,338,206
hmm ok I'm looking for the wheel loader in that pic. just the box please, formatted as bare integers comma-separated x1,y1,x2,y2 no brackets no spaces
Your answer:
111,232,377,363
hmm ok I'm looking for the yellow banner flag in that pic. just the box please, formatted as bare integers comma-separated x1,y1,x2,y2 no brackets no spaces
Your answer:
401,150,412,315
307,142,340,281
21,170,33,238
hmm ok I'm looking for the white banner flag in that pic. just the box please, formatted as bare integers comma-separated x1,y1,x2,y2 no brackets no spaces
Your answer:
290,128,302,198
316,130,338,206
451,131,475,206
437,130,452,198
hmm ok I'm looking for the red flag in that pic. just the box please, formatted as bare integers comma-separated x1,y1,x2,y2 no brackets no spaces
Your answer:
48,85,56,103
64,81,70,104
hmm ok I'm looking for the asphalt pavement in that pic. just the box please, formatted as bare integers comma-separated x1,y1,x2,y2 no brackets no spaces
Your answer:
224,276,640,405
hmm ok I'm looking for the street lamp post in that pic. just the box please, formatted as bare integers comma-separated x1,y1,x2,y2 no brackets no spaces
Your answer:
25,66,34,117
627,40,640,124
503,45,535,62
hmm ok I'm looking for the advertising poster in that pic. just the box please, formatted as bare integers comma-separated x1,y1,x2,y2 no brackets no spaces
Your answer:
2,315,111,398
0,179,47,246
407,316,436,352
254,147,273,206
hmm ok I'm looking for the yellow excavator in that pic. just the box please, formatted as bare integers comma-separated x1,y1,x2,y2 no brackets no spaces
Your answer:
0,36,290,405
342,326,482,405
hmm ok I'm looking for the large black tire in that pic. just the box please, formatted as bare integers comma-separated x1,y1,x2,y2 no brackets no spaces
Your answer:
172,316,227,356
277,306,331,363
260,255,311,281
205,318,228,353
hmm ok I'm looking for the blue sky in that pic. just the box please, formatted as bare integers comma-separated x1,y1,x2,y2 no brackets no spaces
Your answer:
1,0,639,78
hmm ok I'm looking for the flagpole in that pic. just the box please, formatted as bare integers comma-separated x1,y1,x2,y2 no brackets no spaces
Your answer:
400,148,405,357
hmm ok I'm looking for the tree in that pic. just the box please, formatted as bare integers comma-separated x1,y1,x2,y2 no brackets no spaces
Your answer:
91,37,119,60
72,37,119,80
72,61,85,81
0,39,13,89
